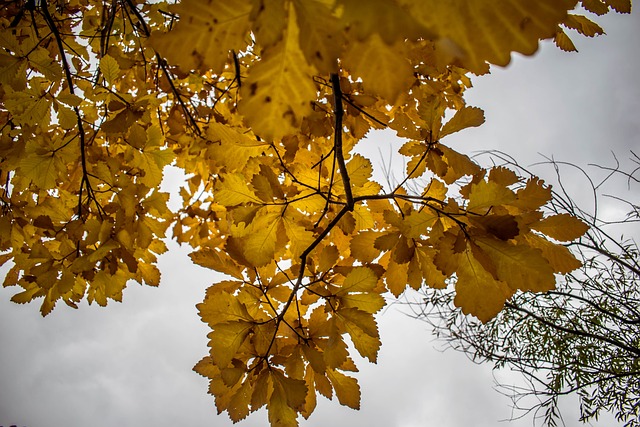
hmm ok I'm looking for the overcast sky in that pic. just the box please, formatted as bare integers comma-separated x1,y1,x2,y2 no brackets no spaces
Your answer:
1,9,639,427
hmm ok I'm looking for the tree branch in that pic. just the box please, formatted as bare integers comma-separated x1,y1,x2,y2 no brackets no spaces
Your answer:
331,73,354,210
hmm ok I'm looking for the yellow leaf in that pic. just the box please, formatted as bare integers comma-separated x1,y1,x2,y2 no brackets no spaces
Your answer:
130,148,174,187
326,369,360,410
227,380,252,422
239,10,317,140
337,308,381,362
423,178,448,201
488,166,520,187
345,154,373,188
532,213,589,241
190,247,244,279
149,0,252,74
19,153,61,189
252,322,277,356
350,231,381,263
281,215,315,259
440,106,485,138
582,0,610,15
208,321,253,367
100,54,120,85
241,209,283,267
475,236,556,292
101,109,143,134
10,286,40,304
250,0,287,48
339,0,430,44
467,180,516,212
268,372,301,427
271,369,307,412
403,0,576,73
293,0,344,73
301,368,318,419
338,291,385,315
214,173,261,206
563,14,604,37
342,33,414,102
603,0,631,13
250,369,270,412
323,323,349,369
206,123,268,172
382,254,409,297
437,144,482,184
403,209,438,239
197,290,253,327
138,263,161,287
521,233,582,274
28,47,62,81
0,51,26,89
453,247,514,322
352,204,375,230
56,92,83,107
337,267,377,295
513,177,552,211
415,246,448,289
555,29,578,52
56,105,77,130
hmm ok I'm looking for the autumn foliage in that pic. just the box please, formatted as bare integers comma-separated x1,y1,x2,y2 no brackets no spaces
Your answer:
0,0,629,425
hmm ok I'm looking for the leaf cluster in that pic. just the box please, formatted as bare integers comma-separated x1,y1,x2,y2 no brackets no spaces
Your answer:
413,153,640,427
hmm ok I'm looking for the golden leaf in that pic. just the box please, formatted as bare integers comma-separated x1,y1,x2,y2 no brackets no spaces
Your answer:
293,0,344,73
197,289,253,327
99,54,120,86
189,247,244,279
532,213,590,241
326,369,360,410
513,177,552,211
564,14,605,37
214,173,262,206
268,372,303,427
350,231,382,263
149,0,252,74
475,236,557,292
18,153,61,189
227,380,252,422
440,106,485,138
603,0,631,13
239,10,317,140
555,29,578,52
208,321,253,367
342,34,414,102
337,308,381,362
403,0,577,73
241,208,284,266
338,0,430,44
521,233,582,274
338,266,378,294
467,180,516,212
453,246,514,322
382,255,409,297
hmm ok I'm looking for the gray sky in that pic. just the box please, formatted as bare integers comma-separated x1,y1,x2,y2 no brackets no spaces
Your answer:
1,9,639,427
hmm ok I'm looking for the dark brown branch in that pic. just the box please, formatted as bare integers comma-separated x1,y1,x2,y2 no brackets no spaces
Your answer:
40,0,94,224
330,73,354,210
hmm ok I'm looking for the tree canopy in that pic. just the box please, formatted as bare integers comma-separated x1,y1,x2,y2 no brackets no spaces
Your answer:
415,152,640,426
0,0,630,425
